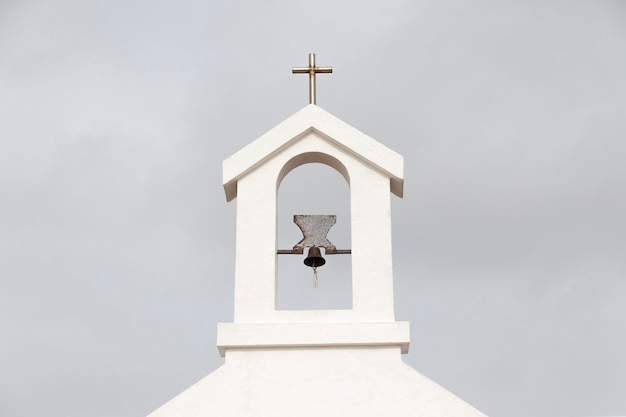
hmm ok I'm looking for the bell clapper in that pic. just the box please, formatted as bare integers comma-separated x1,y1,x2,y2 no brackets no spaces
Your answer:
303,246,325,288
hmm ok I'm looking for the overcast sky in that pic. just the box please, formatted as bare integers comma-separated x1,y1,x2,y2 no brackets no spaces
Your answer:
1,1,625,416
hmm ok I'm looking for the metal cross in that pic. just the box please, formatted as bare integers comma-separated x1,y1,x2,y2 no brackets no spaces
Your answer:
292,53,333,105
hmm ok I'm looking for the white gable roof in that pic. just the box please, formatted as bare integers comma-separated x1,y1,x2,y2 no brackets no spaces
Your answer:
223,104,404,201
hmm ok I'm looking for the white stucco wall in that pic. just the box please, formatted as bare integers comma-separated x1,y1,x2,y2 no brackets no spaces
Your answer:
148,346,487,417
232,130,396,323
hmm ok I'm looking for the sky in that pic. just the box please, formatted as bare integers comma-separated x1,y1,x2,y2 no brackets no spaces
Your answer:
0,1,625,416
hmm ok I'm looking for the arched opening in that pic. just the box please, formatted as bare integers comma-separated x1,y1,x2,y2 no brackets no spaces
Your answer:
276,155,352,310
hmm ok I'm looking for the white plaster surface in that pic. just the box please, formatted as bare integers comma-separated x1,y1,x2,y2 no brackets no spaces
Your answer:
148,347,488,417
230,129,397,323
216,322,410,356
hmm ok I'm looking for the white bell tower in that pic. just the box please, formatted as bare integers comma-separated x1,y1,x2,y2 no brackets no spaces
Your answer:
147,55,488,417
218,102,409,352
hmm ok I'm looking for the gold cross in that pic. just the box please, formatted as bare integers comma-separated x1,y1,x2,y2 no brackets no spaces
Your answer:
292,53,333,105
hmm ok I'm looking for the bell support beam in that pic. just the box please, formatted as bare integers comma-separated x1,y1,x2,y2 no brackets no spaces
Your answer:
277,249,352,255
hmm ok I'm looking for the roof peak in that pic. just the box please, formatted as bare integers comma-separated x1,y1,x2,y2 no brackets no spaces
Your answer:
223,105,403,202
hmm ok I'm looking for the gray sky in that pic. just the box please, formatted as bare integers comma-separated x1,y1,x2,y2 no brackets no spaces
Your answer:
1,1,625,416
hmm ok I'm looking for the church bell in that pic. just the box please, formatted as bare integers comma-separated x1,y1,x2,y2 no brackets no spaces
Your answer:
303,246,326,268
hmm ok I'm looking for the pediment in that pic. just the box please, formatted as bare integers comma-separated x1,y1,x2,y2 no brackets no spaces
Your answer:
222,105,404,201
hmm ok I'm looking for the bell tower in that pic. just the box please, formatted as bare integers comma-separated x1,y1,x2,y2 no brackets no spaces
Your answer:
147,55,488,417
218,102,409,353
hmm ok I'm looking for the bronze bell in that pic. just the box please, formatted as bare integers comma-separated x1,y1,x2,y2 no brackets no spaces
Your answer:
303,246,325,268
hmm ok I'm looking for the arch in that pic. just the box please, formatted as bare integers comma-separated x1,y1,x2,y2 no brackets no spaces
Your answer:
277,152,350,190
275,152,352,310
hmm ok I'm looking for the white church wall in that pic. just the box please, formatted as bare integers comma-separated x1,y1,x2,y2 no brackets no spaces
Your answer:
148,346,487,417
232,131,396,323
